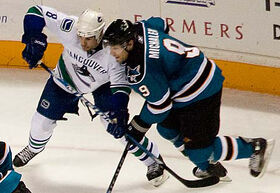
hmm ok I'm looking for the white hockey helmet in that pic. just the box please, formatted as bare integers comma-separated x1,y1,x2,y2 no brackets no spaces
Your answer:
77,9,105,43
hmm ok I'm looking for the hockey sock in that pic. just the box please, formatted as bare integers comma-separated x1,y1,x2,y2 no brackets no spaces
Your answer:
186,136,254,170
214,136,253,161
119,136,160,166
28,112,56,153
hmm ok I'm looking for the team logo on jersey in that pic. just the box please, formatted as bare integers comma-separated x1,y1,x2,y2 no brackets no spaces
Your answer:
40,99,50,109
127,65,141,83
72,64,95,86
60,18,74,32
166,0,215,7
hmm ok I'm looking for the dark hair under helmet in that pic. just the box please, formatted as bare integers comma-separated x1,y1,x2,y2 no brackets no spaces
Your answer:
103,19,134,46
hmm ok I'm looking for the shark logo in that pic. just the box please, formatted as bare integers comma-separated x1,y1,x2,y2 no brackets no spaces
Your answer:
127,65,141,83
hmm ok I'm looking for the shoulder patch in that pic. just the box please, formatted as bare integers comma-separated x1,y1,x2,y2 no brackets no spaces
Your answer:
60,18,75,32
127,64,145,84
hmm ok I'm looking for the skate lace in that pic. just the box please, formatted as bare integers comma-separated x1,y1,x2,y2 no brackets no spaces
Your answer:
148,162,160,174
249,153,260,171
18,146,37,163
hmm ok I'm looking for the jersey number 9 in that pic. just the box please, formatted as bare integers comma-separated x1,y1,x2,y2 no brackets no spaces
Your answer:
139,85,150,97
163,39,200,58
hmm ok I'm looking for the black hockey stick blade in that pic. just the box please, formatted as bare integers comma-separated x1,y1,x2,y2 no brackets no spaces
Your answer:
106,142,131,193
126,134,220,188
163,164,220,188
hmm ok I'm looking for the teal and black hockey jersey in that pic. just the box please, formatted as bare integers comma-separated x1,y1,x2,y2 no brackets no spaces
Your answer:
126,17,224,125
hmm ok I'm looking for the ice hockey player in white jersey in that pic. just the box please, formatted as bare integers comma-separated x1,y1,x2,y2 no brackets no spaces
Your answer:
0,141,31,193
12,6,168,186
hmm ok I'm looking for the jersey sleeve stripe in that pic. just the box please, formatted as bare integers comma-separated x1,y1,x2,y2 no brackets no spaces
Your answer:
147,99,172,114
26,6,43,17
110,84,130,88
172,59,216,102
111,87,131,95
146,89,172,114
148,89,170,106
113,90,130,96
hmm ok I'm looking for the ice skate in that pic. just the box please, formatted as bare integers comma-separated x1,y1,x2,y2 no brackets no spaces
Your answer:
13,146,40,167
248,138,275,178
193,162,232,182
146,155,169,187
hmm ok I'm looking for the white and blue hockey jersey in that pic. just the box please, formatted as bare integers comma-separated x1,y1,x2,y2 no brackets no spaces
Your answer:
23,5,129,95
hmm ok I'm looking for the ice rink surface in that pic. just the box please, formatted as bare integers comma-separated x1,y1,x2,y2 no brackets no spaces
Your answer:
0,68,279,193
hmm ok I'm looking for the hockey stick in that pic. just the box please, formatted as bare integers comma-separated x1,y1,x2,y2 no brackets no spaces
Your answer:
106,141,131,193
39,62,128,192
126,134,220,188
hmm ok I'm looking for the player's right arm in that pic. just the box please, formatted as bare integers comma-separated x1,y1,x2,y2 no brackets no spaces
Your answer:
21,6,48,69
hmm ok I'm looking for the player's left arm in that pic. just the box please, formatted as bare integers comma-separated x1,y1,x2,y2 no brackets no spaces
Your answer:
108,59,131,111
103,59,131,138
137,79,172,125
21,6,48,69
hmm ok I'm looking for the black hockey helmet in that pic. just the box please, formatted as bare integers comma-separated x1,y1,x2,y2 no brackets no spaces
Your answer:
103,19,134,46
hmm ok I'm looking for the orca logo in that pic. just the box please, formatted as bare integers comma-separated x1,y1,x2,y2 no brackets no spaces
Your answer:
41,99,50,109
60,18,74,32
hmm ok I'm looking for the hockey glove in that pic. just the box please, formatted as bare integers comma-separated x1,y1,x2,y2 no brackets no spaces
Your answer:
22,33,47,69
106,109,129,139
126,115,151,142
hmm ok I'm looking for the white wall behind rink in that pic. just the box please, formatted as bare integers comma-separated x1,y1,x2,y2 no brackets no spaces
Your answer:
0,0,279,67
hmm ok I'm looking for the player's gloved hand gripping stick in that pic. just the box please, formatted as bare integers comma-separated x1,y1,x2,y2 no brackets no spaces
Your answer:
39,62,220,191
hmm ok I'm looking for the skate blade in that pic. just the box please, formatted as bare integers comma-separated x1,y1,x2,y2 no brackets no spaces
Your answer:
256,139,275,179
220,175,232,182
150,171,170,187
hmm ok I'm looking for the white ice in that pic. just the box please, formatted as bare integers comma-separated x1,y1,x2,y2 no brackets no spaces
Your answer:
0,68,279,193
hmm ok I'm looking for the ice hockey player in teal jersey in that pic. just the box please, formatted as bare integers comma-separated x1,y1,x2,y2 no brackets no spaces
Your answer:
0,141,31,193
103,17,275,181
